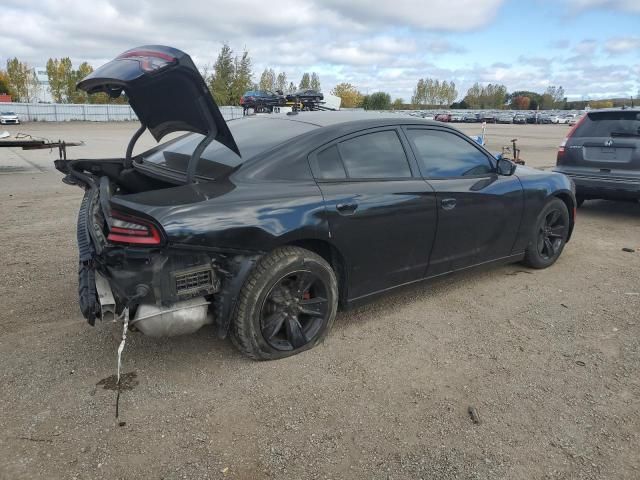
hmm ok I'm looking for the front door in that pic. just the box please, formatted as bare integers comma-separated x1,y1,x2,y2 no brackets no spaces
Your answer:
403,127,523,277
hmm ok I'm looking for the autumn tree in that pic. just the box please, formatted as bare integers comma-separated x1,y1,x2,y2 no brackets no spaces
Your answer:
287,81,296,94
6,58,37,102
46,57,74,103
463,82,507,109
412,78,457,107
0,70,13,97
512,95,531,110
330,82,363,108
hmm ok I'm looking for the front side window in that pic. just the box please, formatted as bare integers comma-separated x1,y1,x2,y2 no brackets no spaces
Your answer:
337,130,412,179
407,129,493,178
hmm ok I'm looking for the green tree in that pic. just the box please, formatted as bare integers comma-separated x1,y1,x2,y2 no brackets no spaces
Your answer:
259,68,275,91
298,72,311,90
392,98,404,109
310,72,321,91
366,91,391,110
231,49,252,104
209,43,235,105
330,82,363,108
275,72,287,93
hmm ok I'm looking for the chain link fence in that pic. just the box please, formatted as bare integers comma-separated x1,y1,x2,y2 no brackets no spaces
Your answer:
2,103,245,122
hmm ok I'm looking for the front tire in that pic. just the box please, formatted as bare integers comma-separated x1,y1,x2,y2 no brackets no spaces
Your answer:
522,198,570,269
231,247,338,360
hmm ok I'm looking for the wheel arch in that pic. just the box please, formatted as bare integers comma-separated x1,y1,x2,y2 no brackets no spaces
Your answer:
551,190,576,242
283,238,349,308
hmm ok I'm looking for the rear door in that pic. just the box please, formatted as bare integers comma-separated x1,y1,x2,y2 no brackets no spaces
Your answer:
563,111,640,177
403,127,523,277
309,128,438,299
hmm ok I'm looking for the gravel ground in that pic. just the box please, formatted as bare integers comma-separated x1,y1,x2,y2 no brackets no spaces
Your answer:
0,120,639,480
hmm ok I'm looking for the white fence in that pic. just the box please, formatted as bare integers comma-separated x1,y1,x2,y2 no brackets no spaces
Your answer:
3,103,245,122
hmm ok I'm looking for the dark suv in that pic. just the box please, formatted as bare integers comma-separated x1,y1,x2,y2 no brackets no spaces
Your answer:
554,109,640,205
240,90,285,112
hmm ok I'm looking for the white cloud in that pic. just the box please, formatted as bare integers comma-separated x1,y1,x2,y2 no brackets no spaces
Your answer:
604,36,640,54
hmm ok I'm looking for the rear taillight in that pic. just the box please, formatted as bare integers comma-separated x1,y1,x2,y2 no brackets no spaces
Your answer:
117,49,177,72
557,115,586,164
107,211,162,246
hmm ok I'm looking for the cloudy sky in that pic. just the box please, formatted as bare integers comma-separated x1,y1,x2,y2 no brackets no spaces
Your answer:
2,0,639,101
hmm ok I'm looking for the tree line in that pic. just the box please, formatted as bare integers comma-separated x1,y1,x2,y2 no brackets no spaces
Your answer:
0,44,627,110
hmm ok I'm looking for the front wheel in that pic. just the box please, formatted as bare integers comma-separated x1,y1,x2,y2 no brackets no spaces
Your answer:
522,198,570,269
231,247,338,360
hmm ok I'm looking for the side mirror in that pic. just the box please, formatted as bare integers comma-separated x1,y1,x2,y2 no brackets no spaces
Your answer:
497,157,517,176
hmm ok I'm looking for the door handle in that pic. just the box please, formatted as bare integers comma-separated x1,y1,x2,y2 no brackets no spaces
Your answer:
441,198,457,210
336,202,358,215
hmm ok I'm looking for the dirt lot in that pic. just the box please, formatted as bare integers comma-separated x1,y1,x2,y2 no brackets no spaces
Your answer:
1,120,639,480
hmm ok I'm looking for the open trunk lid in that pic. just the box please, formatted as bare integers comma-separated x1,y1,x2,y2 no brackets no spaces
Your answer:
77,45,239,156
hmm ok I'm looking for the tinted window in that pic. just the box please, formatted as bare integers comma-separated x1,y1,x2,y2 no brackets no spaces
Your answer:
573,111,640,138
338,130,411,179
407,129,492,178
141,117,316,179
313,145,346,180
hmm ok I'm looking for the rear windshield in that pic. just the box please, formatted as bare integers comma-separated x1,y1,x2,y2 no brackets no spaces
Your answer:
573,111,640,138
141,117,317,179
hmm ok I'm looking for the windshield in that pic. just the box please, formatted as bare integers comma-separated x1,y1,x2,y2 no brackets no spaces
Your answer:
140,117,317,180
574,111,640,138
1,112,15,115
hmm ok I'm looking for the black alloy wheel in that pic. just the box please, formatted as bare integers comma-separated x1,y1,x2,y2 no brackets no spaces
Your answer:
260,270,329,351
523,198,570,269
537,209,567,260
231,246,338,360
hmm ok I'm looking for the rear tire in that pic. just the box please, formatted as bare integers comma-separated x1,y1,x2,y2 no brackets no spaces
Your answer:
231,247,338,360
522,198,570,269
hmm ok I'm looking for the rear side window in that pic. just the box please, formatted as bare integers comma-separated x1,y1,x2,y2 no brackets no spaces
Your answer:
407,129,493,178
574,111,640,138
313,145,346,180
337,130,412,179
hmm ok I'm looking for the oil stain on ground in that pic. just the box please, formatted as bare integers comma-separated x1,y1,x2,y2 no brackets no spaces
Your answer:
96,371,138,391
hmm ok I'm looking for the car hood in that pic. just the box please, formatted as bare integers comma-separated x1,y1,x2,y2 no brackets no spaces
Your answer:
77,45,240,156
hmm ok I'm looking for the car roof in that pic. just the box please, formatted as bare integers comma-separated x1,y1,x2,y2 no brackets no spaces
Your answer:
257,111,441,129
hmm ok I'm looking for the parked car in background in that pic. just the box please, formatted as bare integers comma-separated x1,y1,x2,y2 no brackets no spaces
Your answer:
450,113,465,122
479,112,497,123
538,114,552,124
421,113,435,120
56,45,576,360
554,108,640,206
497,113,514,124
240,90,286,112
568,115,583,126
463,113,479,123
0,111,20,125
526,113,538,124
513,113,527,124
286,89,324,103
435,113,451,122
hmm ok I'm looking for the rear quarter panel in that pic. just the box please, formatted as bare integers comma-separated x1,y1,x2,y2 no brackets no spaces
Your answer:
111,179,329,252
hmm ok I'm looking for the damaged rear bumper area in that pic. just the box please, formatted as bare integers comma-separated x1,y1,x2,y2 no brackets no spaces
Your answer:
76,187,259,338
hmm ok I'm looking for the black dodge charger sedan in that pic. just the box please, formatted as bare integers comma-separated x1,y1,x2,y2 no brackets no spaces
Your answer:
56,46,576,360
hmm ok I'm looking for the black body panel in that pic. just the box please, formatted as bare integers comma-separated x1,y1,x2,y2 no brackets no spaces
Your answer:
57,112,576,336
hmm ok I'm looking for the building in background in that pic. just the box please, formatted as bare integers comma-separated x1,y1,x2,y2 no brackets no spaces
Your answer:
33,67,52,103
